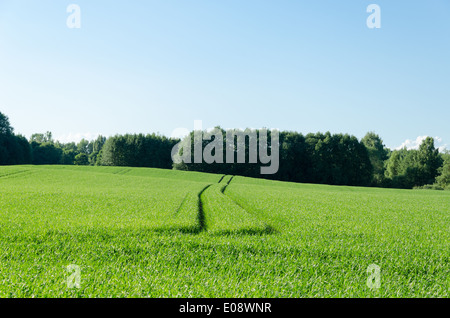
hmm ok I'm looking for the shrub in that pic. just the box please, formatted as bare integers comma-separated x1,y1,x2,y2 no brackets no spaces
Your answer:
413,184,444,191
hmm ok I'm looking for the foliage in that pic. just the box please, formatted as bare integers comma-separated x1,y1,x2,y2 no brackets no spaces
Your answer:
30,131,53,143
413,184,444,190
436,154,450,188
0,112,31,165
101,133,178,169
0,112,13,135
74,153,89,166
384,137,443,188
31,142,62,165
174,129,373,187
361,132,388,186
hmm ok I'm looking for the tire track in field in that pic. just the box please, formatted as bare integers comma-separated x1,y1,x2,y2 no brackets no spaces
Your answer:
197,184,212,232
220,175,234,193
174,193,189,215
158,183,212,234
200,175,277,235
217,174,226,184
220,175,277,234
170,175,276,235
0,169,34,180
113,168,132,175
183,176,234,233
171,175,226,232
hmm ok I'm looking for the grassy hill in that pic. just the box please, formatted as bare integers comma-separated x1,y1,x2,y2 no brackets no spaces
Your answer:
0,165,448,297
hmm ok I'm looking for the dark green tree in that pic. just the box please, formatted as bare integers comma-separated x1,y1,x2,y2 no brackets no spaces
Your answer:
385,138,443,188
89,135,106,165
0,112,32,165
74,153,89,165
60,149,77,165
435,151,450,188
31,142,62,165
30,131,53,143
77,139,91,155
417,137,443,185
0,112,13,135
362,132,388,186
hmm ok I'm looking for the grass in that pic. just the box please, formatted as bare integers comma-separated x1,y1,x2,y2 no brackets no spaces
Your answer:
0,165,448,297
201,177,269,235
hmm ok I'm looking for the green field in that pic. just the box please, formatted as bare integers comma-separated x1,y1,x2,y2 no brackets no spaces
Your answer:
0,165,448,297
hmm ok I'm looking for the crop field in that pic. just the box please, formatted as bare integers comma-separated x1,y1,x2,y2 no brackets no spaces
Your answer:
0,165,449,297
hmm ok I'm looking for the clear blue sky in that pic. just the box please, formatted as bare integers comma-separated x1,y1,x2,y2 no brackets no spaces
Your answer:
0,0,449,150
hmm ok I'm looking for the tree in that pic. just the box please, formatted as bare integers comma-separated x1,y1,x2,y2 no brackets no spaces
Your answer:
385,138,444,188
90,135,106,165
60,149,77,165
0,112,13,135
77,139,91,155
0,112,31,165
101,134,178,168
101,135,128,166
278,131,308,182
173,129,372,187
301,132,372,186
436,152,450,188
385,149,406,180
31,142,62,165
362,132,388,186
417,137,443,185
14,135,32,164
0,135,17,164
74,153,89,165
30,131,53,143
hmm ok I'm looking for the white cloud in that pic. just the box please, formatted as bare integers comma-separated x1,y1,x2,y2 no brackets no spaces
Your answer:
55,132,100,144
395,135,448,152
170,128,190,139
438,145,448,153
396,136,428,150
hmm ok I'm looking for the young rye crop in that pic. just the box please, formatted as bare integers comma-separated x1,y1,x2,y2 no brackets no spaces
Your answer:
0,165,448,297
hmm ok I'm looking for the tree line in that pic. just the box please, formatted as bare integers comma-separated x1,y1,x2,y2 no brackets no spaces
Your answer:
172,129,374,186
172,129,449,189
1,111,449,189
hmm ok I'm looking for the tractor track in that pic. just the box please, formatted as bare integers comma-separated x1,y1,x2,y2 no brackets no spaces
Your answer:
171,174,275,235
197,184,212,232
